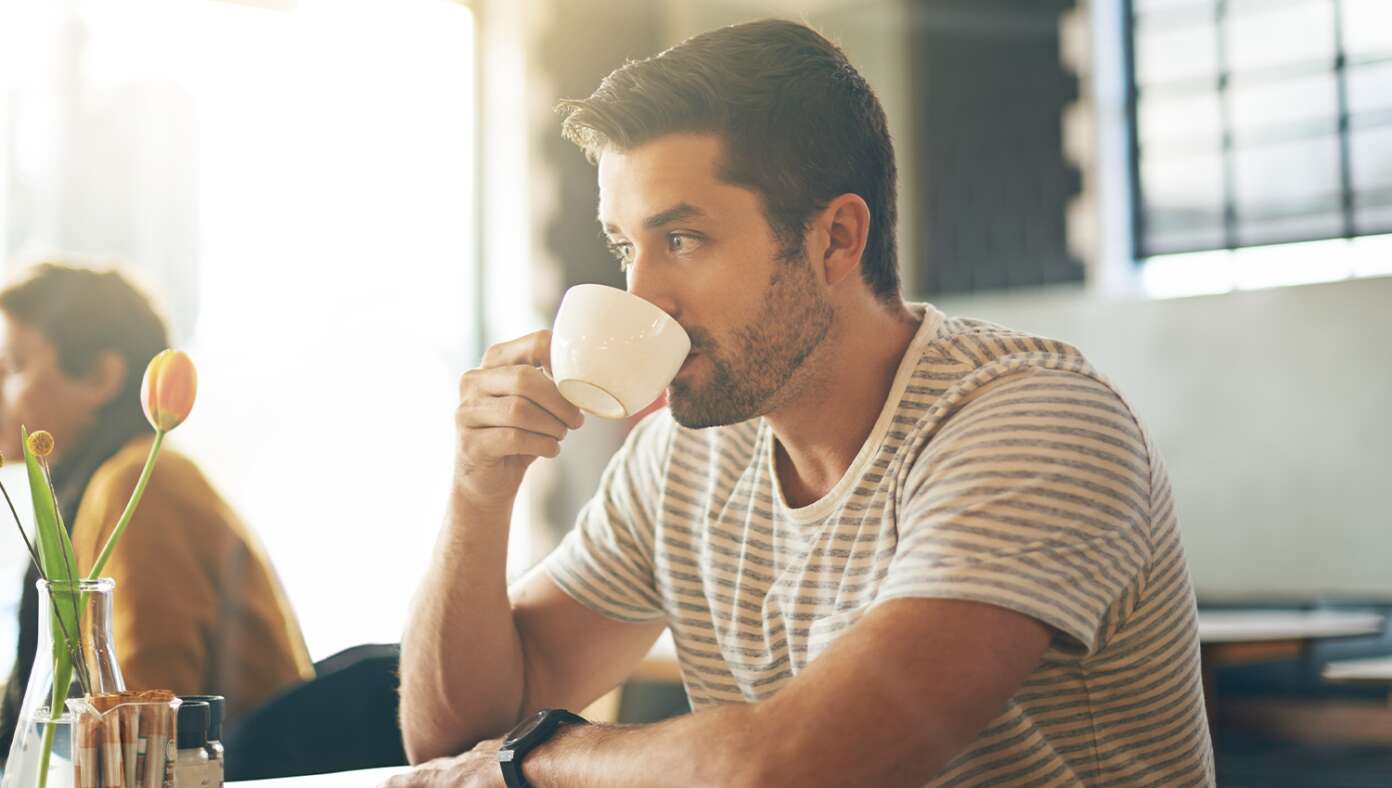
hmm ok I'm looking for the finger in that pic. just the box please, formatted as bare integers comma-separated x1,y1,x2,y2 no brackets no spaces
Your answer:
478,330,552,371
459,395,572,441
460,427,561,463
465,365,585,429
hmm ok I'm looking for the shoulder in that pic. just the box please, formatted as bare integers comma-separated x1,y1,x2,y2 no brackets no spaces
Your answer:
75,437,235,571
918,308,1093,381
896,307,1151,473
84,436,220,514
904,306,1131,423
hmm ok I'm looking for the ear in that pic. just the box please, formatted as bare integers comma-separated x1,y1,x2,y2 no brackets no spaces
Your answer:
812,193,871,289
81,351,128,410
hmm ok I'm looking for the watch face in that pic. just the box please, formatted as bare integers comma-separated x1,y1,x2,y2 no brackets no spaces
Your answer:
504,711,548,748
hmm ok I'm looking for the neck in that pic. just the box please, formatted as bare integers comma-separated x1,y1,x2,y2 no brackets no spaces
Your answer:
766,297,921,509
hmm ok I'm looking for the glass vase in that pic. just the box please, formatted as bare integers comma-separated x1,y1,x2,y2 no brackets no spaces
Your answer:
2,579,125,788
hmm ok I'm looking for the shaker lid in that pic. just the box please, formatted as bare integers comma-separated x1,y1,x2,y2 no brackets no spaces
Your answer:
179,695,225,740
177,700,210,749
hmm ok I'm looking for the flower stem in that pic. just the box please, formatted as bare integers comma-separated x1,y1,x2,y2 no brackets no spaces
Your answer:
37,715,56,788
39,458,92,695
87,430,165,579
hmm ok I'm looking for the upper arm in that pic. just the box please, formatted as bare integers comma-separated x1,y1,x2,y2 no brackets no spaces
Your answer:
509,567,666,714
886,366,1153,655
752,597,1052,787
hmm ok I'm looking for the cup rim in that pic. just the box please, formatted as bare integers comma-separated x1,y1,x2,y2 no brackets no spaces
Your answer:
562,284,688,332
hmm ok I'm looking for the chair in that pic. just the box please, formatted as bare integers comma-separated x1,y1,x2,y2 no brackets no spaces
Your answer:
223,643,407,780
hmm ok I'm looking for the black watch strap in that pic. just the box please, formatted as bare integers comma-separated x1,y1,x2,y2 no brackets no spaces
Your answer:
497,709,589,788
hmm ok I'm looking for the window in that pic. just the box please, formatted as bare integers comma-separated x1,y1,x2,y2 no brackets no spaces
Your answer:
1126,0,1392,258
0,0,478,667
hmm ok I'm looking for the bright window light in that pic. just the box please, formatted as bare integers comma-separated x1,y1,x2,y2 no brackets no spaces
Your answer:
0,0,477,664
181,0,477,661
1141,234,1392,299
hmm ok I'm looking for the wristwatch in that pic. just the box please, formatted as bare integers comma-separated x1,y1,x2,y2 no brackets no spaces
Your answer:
497,708,589,788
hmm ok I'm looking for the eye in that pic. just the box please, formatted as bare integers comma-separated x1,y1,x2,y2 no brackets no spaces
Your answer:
667,233,701,255
606,240,635,272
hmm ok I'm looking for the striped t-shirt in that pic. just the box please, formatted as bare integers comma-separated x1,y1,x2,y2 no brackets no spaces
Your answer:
544,304,1215,786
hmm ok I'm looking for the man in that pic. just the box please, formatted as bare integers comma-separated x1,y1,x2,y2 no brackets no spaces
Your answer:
394,19,1214,787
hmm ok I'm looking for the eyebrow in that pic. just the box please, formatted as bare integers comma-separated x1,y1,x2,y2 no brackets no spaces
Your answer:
601,202,707,235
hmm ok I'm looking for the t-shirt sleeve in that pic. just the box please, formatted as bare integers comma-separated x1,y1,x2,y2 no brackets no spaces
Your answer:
542,411,672,623
879,365,1154,655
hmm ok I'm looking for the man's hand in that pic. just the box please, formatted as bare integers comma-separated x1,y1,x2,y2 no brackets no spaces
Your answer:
382,738,506,788
454,330,585,508
399,331,602,761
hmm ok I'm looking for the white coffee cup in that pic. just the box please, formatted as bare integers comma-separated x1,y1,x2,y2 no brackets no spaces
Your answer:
550,284,691,419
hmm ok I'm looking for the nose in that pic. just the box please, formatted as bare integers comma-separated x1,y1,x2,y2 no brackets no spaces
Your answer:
625,254,680,319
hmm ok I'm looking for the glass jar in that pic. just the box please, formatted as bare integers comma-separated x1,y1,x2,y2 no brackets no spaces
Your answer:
2,578,125,788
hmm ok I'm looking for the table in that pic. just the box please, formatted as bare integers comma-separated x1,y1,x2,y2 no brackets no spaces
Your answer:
1323,655,1392,684
1197,609,1385,731
228,765,408,786
1198,609,1385,648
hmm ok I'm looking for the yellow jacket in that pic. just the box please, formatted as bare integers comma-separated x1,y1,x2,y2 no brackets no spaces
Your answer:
71,437,314,722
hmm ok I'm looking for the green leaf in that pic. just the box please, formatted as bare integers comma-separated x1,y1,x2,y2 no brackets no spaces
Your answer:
22,427,70,584
20,427,80,788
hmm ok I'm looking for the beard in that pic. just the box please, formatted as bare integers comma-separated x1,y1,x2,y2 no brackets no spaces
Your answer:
667,247,834,429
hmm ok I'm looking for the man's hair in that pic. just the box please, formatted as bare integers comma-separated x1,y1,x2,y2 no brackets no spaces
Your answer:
559,19,900,302
0,262,170,417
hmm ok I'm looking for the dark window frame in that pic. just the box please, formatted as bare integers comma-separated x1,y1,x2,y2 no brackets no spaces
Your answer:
1123,0,1392,262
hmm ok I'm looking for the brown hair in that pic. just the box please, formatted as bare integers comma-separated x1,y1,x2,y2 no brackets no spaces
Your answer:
0,262,170,440
559,19,901,302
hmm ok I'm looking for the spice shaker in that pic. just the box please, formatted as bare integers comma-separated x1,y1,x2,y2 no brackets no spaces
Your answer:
175,700,211,788
180,695,225,787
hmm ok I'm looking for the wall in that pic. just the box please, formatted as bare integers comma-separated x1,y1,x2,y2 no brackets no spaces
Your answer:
936,274,1392,599
904,0,1084,296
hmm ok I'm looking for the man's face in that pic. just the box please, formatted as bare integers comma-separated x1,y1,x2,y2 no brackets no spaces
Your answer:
0,314,99,462
597,134,833,428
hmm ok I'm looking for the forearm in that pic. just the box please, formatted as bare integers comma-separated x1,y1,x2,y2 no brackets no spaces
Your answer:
399,482,527,762
522,705,764,788
518,600,1044,788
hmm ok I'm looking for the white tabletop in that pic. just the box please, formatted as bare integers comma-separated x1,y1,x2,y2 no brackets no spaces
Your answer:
1323,655,1392,683
228,766,409,786
1196,609,1385,644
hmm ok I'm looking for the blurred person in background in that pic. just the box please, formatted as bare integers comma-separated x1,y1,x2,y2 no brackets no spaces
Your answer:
0,263,313,762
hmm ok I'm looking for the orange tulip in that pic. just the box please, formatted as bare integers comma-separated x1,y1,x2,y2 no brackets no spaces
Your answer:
141,350,197,432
